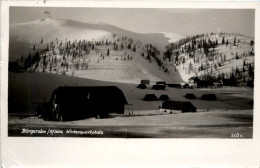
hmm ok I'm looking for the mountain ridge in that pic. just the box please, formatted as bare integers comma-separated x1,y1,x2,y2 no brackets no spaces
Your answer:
9,18,184,84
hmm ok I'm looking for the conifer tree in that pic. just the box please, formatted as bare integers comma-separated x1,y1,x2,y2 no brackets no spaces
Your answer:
235,66,239,75
128,43,131,49
107,48,110,56
222,36,225,44
230,72,236,86
133,45,136,52
248,64,254,78
250,40,254,46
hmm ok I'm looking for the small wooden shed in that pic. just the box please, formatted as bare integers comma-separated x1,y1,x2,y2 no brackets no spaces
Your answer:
160,101,197,113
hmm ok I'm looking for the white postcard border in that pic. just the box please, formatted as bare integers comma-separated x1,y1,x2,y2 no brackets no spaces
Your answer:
1,1,260,168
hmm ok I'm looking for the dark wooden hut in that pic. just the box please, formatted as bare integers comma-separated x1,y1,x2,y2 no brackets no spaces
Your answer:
38,86,128,121
156,81,166,85
184,93,197,99
159,94,170,101
141,80,150,85
143,94,158,101
167,83,182,88
152,85,166,90
161,101,197,113
201,94,217,101
137,83,147,89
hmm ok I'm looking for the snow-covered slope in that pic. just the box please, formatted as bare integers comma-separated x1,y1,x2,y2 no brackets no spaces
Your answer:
164,33,254,83
10,18,184,84
160,32,186,43
10,18,176,61
31,45,166,84
9,19,112,62
10,18,112,43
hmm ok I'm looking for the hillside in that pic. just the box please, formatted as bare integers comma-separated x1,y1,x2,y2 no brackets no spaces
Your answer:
10,19,254,86
10,18,184,84
10,18,171,62
163,33,255,85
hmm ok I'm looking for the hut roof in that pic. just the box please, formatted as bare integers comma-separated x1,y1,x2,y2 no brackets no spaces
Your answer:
51,86,128,104
141,80,150,84
201,94,217,101
137,83,147,89
159,94,170,101
184,93,197,99
167,83,182,88
162,101,197,112
156,81,166,85
152,85,166,90
143,94,158,101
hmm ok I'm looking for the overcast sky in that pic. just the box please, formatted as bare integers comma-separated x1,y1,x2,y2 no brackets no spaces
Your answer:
10,7,255,37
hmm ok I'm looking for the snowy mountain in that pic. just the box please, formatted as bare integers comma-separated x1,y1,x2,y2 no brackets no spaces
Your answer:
11,18,252,86
10,18,184,84
10,18,178,61
160,32,186,43
163,33,255,85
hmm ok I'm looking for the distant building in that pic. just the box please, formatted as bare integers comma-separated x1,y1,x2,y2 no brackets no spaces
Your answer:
152,85,166,90
188,77,198,88
141,80,150,85
213,80,223,88
184,93,197,99
137,83,147,89
143,94,158,101
160,101,197,113
167,83,182,88
201,94,217,101
156,81,166,85
159,94,170,101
